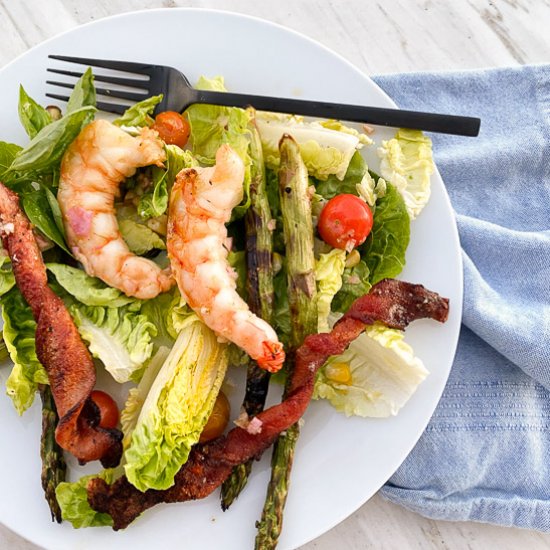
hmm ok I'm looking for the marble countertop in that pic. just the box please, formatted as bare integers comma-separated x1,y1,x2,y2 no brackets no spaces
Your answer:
0,1,548,549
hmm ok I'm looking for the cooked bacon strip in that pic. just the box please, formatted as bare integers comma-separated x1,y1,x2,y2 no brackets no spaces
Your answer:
88,279,449,529
0,183,122,467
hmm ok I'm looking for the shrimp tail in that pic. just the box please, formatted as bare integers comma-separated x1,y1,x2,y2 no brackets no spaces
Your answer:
257,341,285,373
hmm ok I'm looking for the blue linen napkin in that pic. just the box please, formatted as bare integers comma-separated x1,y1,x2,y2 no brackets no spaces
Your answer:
372,65,550,531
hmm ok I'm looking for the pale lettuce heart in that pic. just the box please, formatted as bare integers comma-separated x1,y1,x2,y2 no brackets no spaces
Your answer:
256,112,370,181
315,249,346,332
314,322,428,417
123,314,228,492
377,128,434,219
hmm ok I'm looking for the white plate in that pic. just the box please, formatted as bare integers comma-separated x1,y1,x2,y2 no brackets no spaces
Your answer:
0,8,462,550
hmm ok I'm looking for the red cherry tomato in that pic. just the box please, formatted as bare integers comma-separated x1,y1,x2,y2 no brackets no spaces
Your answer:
90,390,119,430
151,111,190,148
318,194,373,251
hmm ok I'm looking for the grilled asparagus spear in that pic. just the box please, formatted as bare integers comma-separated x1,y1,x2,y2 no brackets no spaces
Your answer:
39,384,66,523
221,120,274,510
255,135,317,549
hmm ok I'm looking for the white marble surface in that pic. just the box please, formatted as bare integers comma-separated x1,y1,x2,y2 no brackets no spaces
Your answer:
0,0,549,549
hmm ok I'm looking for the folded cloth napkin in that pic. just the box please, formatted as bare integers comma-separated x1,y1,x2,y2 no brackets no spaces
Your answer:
372,65,550,531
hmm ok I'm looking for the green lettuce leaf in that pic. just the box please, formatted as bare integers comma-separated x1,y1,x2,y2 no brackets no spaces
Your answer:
118,218,166,255
314,323,428,417
315,249,346,332
46,263,136,308
123,314,228,491
361,182,410,285
138,145,196,219
18,85,52,139
314,150,367,199
256,113,369,181
2,288,48,414
377,129,434,219
56,469,119,528
113,95,163,128
331,260,371,313
185,76,252,219
70,303,156,383
0,253,15,297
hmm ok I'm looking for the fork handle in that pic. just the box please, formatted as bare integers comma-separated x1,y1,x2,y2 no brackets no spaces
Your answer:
193,90,480,137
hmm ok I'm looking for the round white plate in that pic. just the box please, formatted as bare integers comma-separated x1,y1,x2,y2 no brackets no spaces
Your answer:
0,8,462,550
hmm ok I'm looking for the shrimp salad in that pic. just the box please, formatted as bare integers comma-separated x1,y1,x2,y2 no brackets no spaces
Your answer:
0,70,438,542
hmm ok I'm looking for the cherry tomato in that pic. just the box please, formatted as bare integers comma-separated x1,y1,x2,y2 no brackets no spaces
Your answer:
199,391,230,443
151,111,190,148
318,194,373,251
90,390,119,430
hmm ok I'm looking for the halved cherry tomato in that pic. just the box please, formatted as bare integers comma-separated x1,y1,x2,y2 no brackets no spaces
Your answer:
318,194,373,251
90,390,119,430
151,111,190,148
199,391,230,443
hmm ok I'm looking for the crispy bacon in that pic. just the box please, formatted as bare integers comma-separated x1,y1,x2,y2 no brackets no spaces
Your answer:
88,278,449,529
0,183,122,467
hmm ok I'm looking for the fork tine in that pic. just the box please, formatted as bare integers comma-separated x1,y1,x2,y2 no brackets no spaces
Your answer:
47,68,149,90
47,80,147,102
45,93,128,115
49,54,154,74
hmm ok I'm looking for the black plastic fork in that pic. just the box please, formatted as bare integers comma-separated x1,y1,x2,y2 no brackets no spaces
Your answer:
47,55,480,137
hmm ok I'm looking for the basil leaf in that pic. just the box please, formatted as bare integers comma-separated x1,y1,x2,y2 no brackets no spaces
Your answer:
67,68,96,112
0,142,22,184
21,186,71,255
361,182,410,285
113,95,163,128
8,105,95,174
18,86,52,139
43,184,67,240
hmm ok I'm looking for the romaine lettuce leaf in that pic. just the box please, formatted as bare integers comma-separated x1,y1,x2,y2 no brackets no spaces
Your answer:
314,322,428,417
2,288,48,414
118,218,166,255
70,303,156,384
377,129,434,219
315,249,346,332
314,150,367,199
0,253,15,297
123,314,228,491
113,95,163,128
138,145,196,219
331,260,371,313
46,263,136,308
186,76,252,163
56,469,119,528
185,76,252,219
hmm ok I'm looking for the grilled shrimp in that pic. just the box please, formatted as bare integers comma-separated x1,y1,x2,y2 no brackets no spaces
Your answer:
167,145,285,373
58,119,174,299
